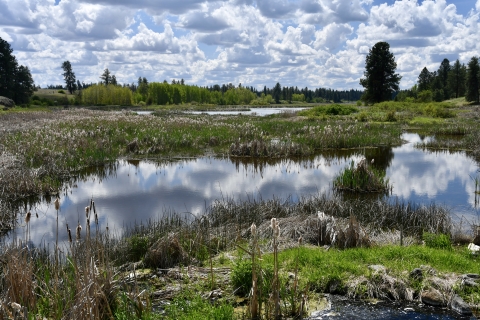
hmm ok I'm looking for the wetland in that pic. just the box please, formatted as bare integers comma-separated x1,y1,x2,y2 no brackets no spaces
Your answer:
1,102,480,319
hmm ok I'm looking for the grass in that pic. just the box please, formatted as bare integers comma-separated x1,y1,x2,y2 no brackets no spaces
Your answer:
333,159,390,193
0,109,404,202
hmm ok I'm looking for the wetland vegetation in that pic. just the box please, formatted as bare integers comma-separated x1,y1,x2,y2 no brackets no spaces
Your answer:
1,98,480,319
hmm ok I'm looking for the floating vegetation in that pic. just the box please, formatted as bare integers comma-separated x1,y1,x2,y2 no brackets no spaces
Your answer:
333,158,390,193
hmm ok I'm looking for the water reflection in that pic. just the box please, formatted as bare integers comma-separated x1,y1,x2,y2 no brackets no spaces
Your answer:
6,133,479,247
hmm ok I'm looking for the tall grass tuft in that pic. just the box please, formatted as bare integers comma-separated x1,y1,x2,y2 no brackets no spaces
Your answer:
334,158,390,193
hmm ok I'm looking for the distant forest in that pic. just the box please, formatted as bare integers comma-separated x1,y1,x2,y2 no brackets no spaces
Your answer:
48,76,363,106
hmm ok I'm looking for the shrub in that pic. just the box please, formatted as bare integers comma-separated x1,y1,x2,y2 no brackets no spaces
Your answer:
298,104,358,117
231,259,273,297
385,110,397,122
422,232,452,250
127,235,150,261
58,90,65,94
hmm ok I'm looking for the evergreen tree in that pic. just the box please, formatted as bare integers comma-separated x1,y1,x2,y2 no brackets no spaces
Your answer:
272,82,281,103
359,42,401,103
100,68,112,85
417,67,434,92
0,37,34,104
447,59,466,98
465,56,480,103
61,61,77,94
437,58,451,99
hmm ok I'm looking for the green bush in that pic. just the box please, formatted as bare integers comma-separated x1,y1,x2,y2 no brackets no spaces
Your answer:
298,104,358,117
58,90,65,94
231,259,273,297
422,232,452,250
385,110,397,122
127,235,150,261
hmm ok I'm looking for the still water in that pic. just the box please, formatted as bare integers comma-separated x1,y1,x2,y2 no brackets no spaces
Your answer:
7,133,479,247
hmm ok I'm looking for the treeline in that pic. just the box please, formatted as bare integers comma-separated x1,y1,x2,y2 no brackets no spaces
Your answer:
76,78,363,106
396,57,480,103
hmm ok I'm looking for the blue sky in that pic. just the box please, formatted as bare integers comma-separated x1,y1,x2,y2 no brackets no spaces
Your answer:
1,0,479,90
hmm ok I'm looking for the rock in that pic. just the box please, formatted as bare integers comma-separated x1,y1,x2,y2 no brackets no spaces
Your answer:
410,268,423,281
421,288,445,307
468,243,480,254
0,96,15,108
450,294,472,316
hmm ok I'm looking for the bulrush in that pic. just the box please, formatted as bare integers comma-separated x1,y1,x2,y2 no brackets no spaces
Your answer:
25,211,31,224
76,224,82,240
68,228,72,243
54,198,60,211
85,206,90,219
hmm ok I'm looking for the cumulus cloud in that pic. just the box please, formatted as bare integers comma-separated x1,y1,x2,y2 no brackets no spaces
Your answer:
0,0,478,89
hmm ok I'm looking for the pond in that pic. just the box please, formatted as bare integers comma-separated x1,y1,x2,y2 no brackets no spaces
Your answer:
5,133,479,248
136,107,306,116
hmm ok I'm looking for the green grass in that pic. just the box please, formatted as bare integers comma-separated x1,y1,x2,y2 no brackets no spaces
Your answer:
268,245,480,293
333,159,390,193
298,104,359,117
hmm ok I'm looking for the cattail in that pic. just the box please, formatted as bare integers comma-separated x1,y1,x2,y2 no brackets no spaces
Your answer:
35,212,38,218
270,217,277,229
317,211,325,220
371,158,375,164
274,224,280,237
25,211,31,224
10,302,21,312
85,206,90,219
298,236,303,245
68,229,72,242
92,201,96,214
95,212,98,224
251,223,257,236
54,198,60,211
76,224,82,240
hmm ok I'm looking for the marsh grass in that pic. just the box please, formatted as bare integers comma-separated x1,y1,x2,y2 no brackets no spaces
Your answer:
0,110,403,205
333,159,390,193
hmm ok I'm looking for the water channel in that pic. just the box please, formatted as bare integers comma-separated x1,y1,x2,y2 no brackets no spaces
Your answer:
7,133,479,249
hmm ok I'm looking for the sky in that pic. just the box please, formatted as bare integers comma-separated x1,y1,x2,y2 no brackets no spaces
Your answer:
0,0,479,91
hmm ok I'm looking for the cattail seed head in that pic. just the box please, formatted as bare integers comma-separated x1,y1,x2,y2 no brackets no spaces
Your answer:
251,223,257,236
298,236,303,245
85,206,90,218
76,224,82,240
270,218,277,229
68,229,72,242
274,224,280,237
25,211,31,224
54,198,60,211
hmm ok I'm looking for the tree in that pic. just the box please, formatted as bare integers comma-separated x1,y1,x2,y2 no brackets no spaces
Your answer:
437,58,451,99
0,37,35,104
272,82,281,103
100,68,112,86
13,65,35,104
111,75,117,86
417,67,434,92
465,56,480,103
447,59,466,98
359,42,401,103
61,61,77,94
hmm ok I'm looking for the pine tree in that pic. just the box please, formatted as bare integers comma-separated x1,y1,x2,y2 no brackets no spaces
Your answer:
359,42,401,103
465,56,480,103
447,59,466,98
61,61,77,94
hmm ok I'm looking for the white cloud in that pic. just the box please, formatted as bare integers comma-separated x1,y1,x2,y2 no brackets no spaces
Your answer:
0,0,479,89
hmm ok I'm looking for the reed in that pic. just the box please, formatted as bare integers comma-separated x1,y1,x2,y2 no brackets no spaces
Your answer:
333,158,390,193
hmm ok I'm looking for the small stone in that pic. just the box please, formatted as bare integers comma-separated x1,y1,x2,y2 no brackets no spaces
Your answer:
404,307,415,312
421,288,445,307
450,294,472,316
